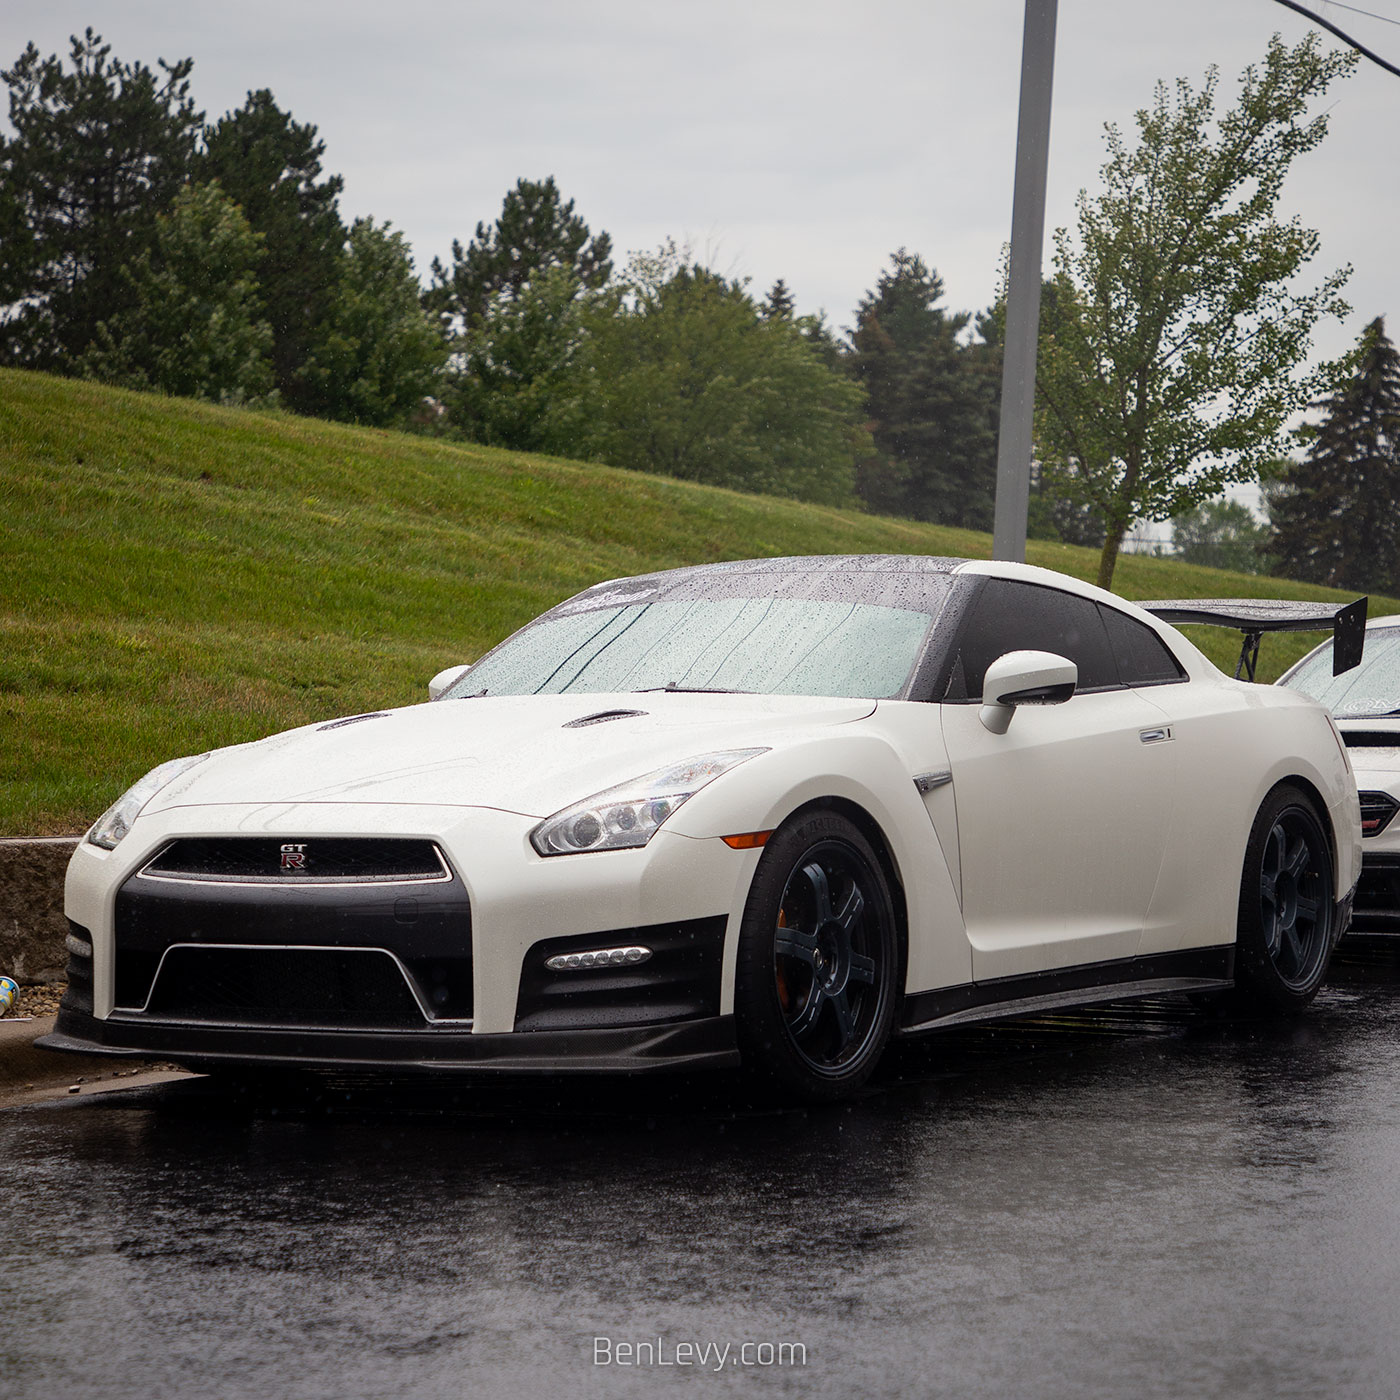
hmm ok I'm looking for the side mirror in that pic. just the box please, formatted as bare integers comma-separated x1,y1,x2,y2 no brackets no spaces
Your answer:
429,663,472,702
978,650,1077,734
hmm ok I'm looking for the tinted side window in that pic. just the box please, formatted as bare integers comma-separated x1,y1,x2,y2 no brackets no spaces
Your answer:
1098,605,1187,686
946,580,1119,699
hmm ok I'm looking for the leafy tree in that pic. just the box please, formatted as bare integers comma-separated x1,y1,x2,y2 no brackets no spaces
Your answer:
1268,316,1400,594
1171,498,1271,573
425,176,612,332
0,29,202,368
847,250,998,528
442,264,598,451
199,89,345,411
298,219,448,427
562,244,865,505
78,181,272,402
1034,34,1356,589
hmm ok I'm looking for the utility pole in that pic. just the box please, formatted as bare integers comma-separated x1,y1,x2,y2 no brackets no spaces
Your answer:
992,0,1058,563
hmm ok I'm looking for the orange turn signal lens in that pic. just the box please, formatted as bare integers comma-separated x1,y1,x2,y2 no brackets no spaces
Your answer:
721,830,773,850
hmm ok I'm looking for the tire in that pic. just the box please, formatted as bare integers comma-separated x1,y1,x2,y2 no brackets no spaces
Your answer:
733,810,902,1102
1233,784,1336,1014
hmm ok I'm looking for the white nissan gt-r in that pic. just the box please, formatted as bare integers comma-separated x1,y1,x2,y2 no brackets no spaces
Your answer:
1277,614,1400,934
41,556,1362,1100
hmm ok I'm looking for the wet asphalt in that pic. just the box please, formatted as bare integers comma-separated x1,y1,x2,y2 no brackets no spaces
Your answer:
5,943,1400,1400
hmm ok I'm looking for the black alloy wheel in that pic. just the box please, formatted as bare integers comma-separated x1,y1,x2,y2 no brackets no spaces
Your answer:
1234,784,1336,1013
734,810,901,1101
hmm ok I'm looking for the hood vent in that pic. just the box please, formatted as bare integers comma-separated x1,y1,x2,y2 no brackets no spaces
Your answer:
563,708,648,729
318,711,391,731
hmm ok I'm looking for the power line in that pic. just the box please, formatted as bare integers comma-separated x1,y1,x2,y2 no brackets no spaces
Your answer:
1269,0,1400,77
1323,2,1400,30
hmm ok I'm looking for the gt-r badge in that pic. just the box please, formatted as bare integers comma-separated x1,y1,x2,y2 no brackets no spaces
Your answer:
280,843,308,872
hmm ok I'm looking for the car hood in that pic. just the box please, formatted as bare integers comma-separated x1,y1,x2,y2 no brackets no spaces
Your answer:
144,693,876,818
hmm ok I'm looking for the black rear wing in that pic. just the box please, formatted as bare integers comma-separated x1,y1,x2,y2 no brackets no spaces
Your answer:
1142,597,1368,682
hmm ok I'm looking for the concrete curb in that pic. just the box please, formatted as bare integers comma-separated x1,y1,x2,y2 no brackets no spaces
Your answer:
0,1014,193,1108
0,836,80,984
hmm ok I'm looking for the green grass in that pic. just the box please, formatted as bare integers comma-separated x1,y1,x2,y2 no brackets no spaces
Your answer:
2,367,1390,834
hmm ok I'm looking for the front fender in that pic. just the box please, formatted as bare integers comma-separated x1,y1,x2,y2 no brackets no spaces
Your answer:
667,734,971,996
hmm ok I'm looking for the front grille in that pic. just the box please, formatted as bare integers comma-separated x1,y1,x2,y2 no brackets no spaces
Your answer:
1359,792,1400,839
143,946,427,1027
143,838,448,883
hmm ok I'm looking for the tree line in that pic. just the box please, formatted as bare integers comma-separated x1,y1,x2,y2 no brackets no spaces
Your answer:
2,29,1395,594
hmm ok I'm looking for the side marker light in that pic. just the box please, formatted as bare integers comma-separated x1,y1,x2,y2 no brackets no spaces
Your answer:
721,831,773,850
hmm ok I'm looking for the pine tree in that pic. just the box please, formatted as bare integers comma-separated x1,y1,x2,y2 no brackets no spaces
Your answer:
847,250,998,529
199,90,345,411
0,30,202,368
761,279,795,320
1268,317,1400,594
425,176,612,332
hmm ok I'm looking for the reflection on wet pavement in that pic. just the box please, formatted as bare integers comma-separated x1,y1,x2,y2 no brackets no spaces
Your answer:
6,942,1400,1399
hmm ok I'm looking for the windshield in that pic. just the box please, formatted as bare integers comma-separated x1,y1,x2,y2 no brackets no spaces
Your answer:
445,596,939,700
1280,627,1400,717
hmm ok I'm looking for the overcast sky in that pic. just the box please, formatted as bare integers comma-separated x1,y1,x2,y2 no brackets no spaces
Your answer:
2,1,1396,364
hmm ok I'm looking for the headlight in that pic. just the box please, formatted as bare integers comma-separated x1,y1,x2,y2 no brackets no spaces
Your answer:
86,753,210,850
530,749,768,856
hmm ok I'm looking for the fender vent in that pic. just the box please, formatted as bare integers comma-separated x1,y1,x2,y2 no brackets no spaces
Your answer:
562,709,648,729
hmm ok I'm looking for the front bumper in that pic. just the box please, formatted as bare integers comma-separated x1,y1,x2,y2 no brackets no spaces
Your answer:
37,1006,739,1075
1348,852,1400,934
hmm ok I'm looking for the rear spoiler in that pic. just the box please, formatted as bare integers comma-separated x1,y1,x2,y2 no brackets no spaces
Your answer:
1141,597,1368,682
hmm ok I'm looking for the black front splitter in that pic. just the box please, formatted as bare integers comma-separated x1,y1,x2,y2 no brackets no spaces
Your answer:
37,1007,740,1076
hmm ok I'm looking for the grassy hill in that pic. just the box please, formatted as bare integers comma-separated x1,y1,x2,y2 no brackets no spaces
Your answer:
2,368,1388,835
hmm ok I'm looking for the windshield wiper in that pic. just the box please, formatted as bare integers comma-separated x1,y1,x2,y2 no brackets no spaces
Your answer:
635,682,751,695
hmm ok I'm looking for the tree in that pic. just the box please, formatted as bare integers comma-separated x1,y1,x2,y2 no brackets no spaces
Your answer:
425,176,612,332
1171,498,1270,573
761,279,795,320
0,29,202,368
561,244,866,505
298,219,448,427
442,264,598,451
1267,317,1400,594
78,181,272,403
847,250,998,528
199,89,345,411
1034,34,1355,589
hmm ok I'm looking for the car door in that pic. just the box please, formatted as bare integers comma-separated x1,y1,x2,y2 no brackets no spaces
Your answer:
940,580,1178,981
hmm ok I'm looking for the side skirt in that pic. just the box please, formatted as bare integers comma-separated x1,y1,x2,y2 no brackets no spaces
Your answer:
900,946,1235,1036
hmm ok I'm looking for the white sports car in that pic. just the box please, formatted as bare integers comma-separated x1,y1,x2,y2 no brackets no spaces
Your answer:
41,556,1362,1100
1278,613,1400,934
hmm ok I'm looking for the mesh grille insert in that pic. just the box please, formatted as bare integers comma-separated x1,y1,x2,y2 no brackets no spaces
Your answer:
145,947,427,1027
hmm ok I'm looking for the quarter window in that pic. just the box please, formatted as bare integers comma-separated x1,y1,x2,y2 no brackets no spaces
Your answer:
1098,605,1187,686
